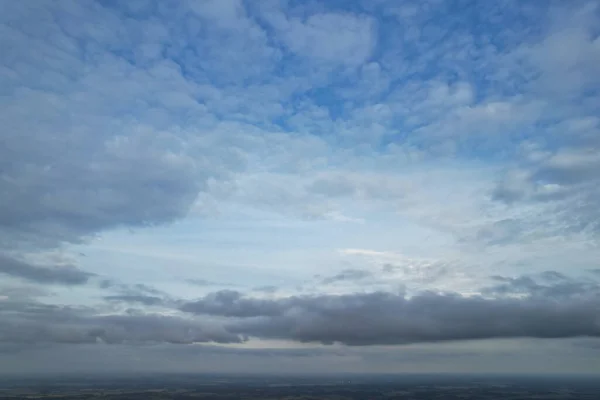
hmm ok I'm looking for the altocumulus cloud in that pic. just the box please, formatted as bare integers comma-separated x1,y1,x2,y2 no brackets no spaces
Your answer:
0,0,254,252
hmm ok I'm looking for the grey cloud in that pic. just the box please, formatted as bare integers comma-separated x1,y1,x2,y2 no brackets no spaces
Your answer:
99,280,172,306
322,269,372,284
180,290,285,318
0,1,253,251
381,264,395,273
538,270,568,282
181,277,600,345
493,148,600,235
484,273,597,299
0,299,240,346
491,171,531,204
253,285,278,293
0,285,53,301
485,275,541,295
91,314,240,345
186,279,238,288
98,280,163,296
4,272,600,348
0,254,93,285
571,338,600,350
0,343,43,355
533,150,600,186
475,219,524,245
103,295,164,306
381,262,450,284
0,119,204,249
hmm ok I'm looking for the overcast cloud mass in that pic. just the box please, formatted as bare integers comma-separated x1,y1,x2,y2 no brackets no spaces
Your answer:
1,0,600,375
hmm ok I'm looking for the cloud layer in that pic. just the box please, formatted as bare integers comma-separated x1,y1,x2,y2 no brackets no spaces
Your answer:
1,0,600,374
1,272,598,348
182,274,600,345
0,254,93,285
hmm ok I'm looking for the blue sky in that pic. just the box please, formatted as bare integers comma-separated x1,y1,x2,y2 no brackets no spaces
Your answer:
1,0,600,375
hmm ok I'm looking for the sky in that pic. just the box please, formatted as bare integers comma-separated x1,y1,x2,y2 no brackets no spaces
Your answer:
1,0,600,376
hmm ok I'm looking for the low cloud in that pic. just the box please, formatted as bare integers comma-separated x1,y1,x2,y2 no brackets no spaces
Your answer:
2,272,599,348
99,280,172,307
180,290,285,318
182,274,600,345
0,300,240,346
0,254,93,285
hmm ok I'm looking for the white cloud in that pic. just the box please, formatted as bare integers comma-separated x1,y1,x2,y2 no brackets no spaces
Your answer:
266,10,375,65
514,2,600,98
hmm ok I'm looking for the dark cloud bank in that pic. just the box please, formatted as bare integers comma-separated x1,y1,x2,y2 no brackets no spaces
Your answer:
182,279,600,346
2,273,599,348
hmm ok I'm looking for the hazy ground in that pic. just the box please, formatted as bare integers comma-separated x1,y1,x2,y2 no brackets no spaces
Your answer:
0,373,599,399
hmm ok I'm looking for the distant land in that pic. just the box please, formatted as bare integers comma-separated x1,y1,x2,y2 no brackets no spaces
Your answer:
1,373,599,399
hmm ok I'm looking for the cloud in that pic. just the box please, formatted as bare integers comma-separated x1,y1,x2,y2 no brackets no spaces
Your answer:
103,295,164,306
99,280,172,306
1,271,599,349
336,249,459,291
2,0,600,376
307,171,407,201
181,275,600,345
483,272,598,299
0,117,206,249
0,285,53,301
98,280,163,296
0,299,240,346
0,1,272,251
493,146,600,235
2,0,596,258
186,279,238,288
180,290,285,318
263,8,375,66
513,1,600,98
321,269,372,284
253,285,279,294
487,3,600,239
177,0,280,84
0,254,93,285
